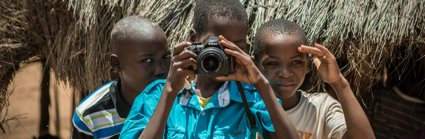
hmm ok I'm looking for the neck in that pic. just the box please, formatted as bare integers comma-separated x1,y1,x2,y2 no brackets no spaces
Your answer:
119,80,138,106
195,75,224,98
279,91,300,110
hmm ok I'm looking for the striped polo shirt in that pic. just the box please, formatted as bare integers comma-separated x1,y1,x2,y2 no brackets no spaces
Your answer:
72,80,130,139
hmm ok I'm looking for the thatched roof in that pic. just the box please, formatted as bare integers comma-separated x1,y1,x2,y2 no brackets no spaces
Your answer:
1,0,33,122
1,0,424,118
66,0,425,94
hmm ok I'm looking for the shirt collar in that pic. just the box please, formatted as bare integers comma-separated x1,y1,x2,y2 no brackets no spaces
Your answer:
109,80,131,118
178,81,256,110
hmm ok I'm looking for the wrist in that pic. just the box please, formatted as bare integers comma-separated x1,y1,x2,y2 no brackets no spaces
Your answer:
164,80,180,96
329,74,349,91
253,75,269,89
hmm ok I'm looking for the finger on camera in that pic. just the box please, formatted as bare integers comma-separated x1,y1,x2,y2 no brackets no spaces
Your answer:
218,35,230,42
172,50,197,62
215,75,233,81
173,58,197,71
224,49,250,64
181,58,197,71
185,73,196,81
176,68,196,80
219,36,243,53
173,42,191,56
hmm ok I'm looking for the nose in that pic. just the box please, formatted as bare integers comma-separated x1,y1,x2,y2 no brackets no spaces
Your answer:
277,66,292,79
154,59,169,78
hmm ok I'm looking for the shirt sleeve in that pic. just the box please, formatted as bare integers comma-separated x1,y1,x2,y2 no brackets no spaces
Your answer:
72,110,92,136
119,79,165,138
323,96,347,139
250,99,275,138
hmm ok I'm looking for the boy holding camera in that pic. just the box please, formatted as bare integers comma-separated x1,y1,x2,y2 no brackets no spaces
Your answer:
120,0,298,138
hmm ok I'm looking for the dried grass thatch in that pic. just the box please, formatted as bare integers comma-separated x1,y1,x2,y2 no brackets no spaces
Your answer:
248,0,424,95
0,0,424,123
66,0,425,95
0,0,35,126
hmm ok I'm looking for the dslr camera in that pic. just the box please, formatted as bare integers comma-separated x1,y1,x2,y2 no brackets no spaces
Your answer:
184,36,234,78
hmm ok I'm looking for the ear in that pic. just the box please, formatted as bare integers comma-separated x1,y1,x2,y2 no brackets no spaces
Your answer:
189,29,197,42
111,54,120,71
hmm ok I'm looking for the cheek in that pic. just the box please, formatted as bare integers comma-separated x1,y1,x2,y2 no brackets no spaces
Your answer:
292,66,308,80
262,67,279,78
137,64,155,75
125,64,153,77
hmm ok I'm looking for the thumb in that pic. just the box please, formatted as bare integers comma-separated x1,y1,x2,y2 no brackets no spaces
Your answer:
215,75,233,81
312,58,321,70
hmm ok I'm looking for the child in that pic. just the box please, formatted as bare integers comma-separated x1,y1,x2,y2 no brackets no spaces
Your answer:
253,19,375,139
120,0,299,138
72,16,170,139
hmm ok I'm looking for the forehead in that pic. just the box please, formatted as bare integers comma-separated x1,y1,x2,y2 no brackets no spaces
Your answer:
125,26,165,41
116,27,168,54
263,35,305,57
200,19,248,42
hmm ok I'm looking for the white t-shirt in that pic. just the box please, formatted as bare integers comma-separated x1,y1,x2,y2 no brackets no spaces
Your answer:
286,90,347,139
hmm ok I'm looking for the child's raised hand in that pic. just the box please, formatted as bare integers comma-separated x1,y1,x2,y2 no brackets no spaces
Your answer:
215,35,263,84
166,42,197,93
298,43,344,85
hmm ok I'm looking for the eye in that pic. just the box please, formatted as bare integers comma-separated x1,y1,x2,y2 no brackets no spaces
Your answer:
141,58,153,63
264,61,279,66
291,60,304,65
162,52,171,59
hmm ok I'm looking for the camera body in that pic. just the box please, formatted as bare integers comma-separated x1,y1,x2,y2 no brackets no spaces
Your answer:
185,36,234,78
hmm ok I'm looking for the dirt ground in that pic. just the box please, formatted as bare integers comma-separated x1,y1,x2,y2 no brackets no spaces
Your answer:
0,62,73,139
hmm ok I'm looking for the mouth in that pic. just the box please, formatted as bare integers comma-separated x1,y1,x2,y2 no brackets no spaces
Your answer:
275,83,296,90
276,83,295,87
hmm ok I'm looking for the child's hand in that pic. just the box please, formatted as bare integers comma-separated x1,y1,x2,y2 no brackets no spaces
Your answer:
298,43,344,86
215,35,263,84
166,42,197,93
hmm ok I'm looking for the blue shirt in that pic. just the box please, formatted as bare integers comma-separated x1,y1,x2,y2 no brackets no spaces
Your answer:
120,79,275,139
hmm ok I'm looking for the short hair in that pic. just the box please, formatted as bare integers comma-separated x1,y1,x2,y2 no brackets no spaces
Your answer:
253,19,307,58
193,0,248,36
110,16,160,53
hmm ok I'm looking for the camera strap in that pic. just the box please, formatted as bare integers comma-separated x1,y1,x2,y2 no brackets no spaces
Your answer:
236,81,257,130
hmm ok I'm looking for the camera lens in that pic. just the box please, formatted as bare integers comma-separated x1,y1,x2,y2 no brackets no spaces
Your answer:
197,45,228,77
202,56,219,72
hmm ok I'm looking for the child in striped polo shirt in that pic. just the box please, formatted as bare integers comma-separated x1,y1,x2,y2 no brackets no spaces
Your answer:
72,16,170,139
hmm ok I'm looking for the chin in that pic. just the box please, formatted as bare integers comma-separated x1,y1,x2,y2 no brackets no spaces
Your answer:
272,86,297,99
278,91,298,99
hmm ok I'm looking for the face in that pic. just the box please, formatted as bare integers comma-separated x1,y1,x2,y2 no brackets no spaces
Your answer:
195,19,248,52
257,35,308,99
114,26,170,94
193,19,248,81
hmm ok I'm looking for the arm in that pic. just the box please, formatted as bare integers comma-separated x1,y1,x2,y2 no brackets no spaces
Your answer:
139,42,196,139
138,82,179,139
254,77,300,139
217,35,299,139
298,43,375,139
331,75,375,139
